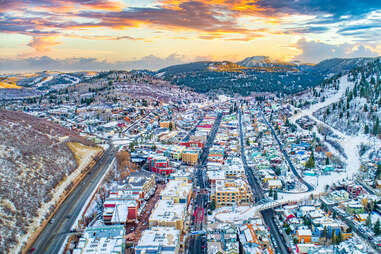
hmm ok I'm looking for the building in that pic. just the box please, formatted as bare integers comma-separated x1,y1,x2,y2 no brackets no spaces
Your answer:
103,195,139,224
125,170,156,200
207,223,239,254
135,227,180,254
297,228,312,243
148,155,173,175
160,179,193,206
149,200,186,230
181,148,200,165
73,225,125,254
159,120,173,129
238,219,273,254
211,179,252,207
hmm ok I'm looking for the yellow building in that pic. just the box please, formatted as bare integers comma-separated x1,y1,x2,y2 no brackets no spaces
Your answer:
160,121,173,129
181,148,200,165
211,179,252,207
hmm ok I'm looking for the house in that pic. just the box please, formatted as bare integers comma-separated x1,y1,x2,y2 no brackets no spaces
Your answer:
268,179,282,190
297,228,312,243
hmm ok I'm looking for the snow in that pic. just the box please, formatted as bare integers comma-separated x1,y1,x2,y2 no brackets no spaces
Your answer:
290,75,353,124
35,75,53,88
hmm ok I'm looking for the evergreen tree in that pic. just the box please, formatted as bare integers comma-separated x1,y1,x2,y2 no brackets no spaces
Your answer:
305,150,315,169
376,164,381,179
331,230,336,243
373,117,380,136
210,199,216,210
336,231,343,244
365,125,369,134
322,226,328,242
366,213,372,227
375,219,380,235
273,190,278,200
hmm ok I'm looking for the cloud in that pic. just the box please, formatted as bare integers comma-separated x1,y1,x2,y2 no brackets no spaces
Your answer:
0,54,208,72
27,35,61,52
294,39,379,63
1,0,381,54
254,0,381,18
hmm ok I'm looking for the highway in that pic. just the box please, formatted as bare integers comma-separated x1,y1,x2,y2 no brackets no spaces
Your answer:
189,112,222,254
238,106,290,254
259,108,314,192
29,144,117,254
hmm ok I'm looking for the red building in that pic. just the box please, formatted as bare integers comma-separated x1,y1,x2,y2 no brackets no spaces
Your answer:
147,155,173,175
347,184,364,198
180,140,204,149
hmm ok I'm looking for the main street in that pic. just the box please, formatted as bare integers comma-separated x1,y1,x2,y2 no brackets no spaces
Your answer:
30,144,117,254
238,105,290,254
188,112,222,254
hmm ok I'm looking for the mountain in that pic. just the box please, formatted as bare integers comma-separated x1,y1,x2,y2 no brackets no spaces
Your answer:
0,110,99,253
238,56,295,68
311,57,377,75
157,61,214,74
156,56,380,95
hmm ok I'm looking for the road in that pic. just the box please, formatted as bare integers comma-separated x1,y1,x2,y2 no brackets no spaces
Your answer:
30,145,117,254
183,113,205,142
238,106,290,254
322,201,381,253
189,112,222,254
259,108,314,192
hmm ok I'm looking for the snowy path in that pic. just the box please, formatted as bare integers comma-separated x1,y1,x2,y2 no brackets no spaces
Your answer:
35,75,53,88
290,75,353,124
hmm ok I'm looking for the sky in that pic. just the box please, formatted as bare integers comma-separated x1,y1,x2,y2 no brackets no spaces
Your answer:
1,0,381,71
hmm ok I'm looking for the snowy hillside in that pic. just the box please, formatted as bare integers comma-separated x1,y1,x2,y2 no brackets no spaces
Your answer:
0,110,97,253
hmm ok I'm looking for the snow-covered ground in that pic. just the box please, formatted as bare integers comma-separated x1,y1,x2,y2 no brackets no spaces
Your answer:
35,75,53,88
290,75,353,124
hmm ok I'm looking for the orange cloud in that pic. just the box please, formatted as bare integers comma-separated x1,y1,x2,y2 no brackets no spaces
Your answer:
27,35,61,52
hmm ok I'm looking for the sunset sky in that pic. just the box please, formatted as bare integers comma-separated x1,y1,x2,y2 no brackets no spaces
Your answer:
1,0,381,71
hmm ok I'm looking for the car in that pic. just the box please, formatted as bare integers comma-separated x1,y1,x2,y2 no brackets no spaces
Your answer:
66,215,71,219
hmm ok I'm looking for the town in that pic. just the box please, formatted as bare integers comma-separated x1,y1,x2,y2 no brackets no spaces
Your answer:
1,69,381,254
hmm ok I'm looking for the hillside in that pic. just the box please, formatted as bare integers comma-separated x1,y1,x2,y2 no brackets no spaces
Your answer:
157,56,380,95
291,57,381,138
0,110,99,253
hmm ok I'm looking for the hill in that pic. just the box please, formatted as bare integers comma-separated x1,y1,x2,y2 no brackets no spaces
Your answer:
0,110,99,253
156,56,380,95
